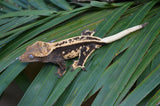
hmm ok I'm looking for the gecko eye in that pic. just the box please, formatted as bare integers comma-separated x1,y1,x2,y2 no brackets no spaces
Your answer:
29,55,34,59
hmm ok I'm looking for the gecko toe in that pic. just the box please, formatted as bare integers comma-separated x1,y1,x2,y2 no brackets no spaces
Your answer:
57,75,62,79
82,67,86,71
71,68,75,72
69,64,72,68
55,72,58,75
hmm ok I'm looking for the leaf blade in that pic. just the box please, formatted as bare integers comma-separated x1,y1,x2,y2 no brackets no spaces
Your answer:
115,34,160,105
92,1,158,106
120,64,160,106
0,60,27,95
18,64,58,106
50,0,72,10
0,10,56,19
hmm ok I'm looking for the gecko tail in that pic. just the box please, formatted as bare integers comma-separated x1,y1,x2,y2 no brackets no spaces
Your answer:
101,22,148,43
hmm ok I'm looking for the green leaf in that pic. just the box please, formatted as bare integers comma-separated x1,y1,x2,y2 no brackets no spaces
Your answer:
90,1,125,8
0,31,24,46
147,89,160,106
11,0,28,9
90,1,109,8
88,60,120,98
0,60,28,95
120,64,160,106
0,1,160,105
50,0,72,10
108,8,159,105
54,72,82,106
44,68,81,106
18,64,58,106
0,13,58,46
0,1,21,11
92,1,158,106
0,10,56,19
15,72,31,92
151,49,160,71
0,16,38,37
0,17,16,25
115,33,160,105
28,0,49,10
95,2,133,38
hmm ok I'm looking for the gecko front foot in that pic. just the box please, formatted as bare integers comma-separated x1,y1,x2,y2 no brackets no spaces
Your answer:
55,68,66,78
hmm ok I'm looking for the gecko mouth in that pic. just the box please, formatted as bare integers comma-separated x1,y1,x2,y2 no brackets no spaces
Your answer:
19,56,26,62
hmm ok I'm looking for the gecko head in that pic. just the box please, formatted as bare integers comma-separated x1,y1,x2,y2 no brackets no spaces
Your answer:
19,41,52,62
19,44,41,62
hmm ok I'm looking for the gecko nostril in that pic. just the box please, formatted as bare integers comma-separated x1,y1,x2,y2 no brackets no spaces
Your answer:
19,57,21,61
19,56,23,61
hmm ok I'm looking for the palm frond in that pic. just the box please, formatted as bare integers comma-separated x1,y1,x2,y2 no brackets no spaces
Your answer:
0,0,159,105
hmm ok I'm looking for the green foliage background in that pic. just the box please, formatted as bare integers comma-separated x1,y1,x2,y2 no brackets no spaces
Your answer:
0,0,160,105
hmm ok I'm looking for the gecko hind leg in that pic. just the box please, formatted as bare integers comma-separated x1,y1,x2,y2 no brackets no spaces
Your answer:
71,44,96,71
